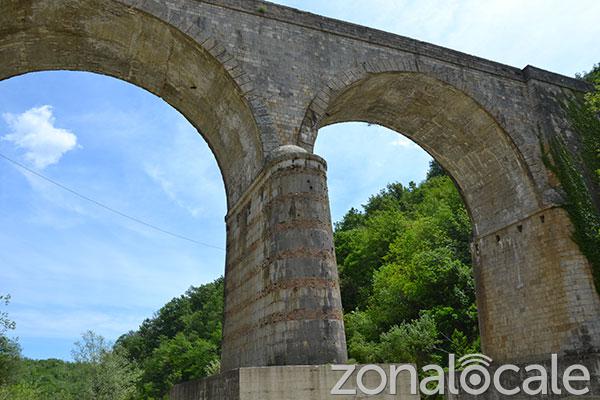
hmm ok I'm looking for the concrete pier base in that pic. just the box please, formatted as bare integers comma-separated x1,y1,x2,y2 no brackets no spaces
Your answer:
169,365,421,400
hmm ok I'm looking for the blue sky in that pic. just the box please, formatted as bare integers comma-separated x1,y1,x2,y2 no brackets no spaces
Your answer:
1,1,599,360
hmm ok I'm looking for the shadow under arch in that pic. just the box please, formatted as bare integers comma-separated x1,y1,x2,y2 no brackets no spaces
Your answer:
302,71,542,238
0,0,265,206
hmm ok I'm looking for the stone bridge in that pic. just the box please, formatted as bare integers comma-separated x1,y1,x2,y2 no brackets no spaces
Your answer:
2,0,599,397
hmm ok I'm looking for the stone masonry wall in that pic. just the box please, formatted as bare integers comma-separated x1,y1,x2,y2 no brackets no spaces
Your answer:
474,207,600,362
221,148,347,370
130,0,590,230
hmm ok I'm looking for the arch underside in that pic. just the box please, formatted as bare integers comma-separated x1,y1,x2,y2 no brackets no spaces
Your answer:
315,72,541,237
0,0,264,205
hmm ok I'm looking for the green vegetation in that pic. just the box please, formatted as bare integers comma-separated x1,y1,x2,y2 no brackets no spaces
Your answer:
1,326,140,400
335,162,478,366
577,63,600,112
0,295,20,388
543,68,600,295
116,278,224,399
0,280,225,399
72,331,141,400
1,279,223,400
9,359,87,400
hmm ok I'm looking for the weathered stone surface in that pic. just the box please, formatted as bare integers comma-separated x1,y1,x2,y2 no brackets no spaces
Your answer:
474,207,600,362
222,149,346,370
170,364,421,400
3,0,599,386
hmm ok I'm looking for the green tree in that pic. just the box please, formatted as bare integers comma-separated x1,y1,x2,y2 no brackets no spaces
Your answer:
72,331,109,365
117,278,224,399
0,336,21,387
426,160,446,180
139,333,217,398
578,63,600,112
16,358,87,400
336,166,478,367
0,382,41,400
73,331,140,400
0,295,21,386
0,295,16,334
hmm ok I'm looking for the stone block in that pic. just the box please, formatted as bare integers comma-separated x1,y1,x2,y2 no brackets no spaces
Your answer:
170,365,421,400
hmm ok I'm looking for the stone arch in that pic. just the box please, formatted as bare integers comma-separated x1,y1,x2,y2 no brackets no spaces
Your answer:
299,68,542,237
299,66,600,363
0,0,272,206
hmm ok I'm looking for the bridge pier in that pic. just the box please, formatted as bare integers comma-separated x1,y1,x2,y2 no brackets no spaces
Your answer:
220,146,347,371
474,207,600,363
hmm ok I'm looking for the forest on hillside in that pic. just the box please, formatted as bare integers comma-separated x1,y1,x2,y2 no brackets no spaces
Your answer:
1,64,598,400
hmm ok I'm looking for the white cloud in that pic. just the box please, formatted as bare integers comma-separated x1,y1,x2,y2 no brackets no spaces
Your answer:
145,164,205,218
2,105,78,169
142,121,226,219
391,135,418,148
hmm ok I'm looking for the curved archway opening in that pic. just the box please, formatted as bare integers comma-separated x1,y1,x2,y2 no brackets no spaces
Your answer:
0,70,227,364
0,1,270,395
309,71,541,237
317,122,432,223
309,71,547,364
315,122,478,364
0,0,265,205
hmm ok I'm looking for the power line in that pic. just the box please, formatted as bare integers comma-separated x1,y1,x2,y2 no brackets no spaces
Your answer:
0,151,225,251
